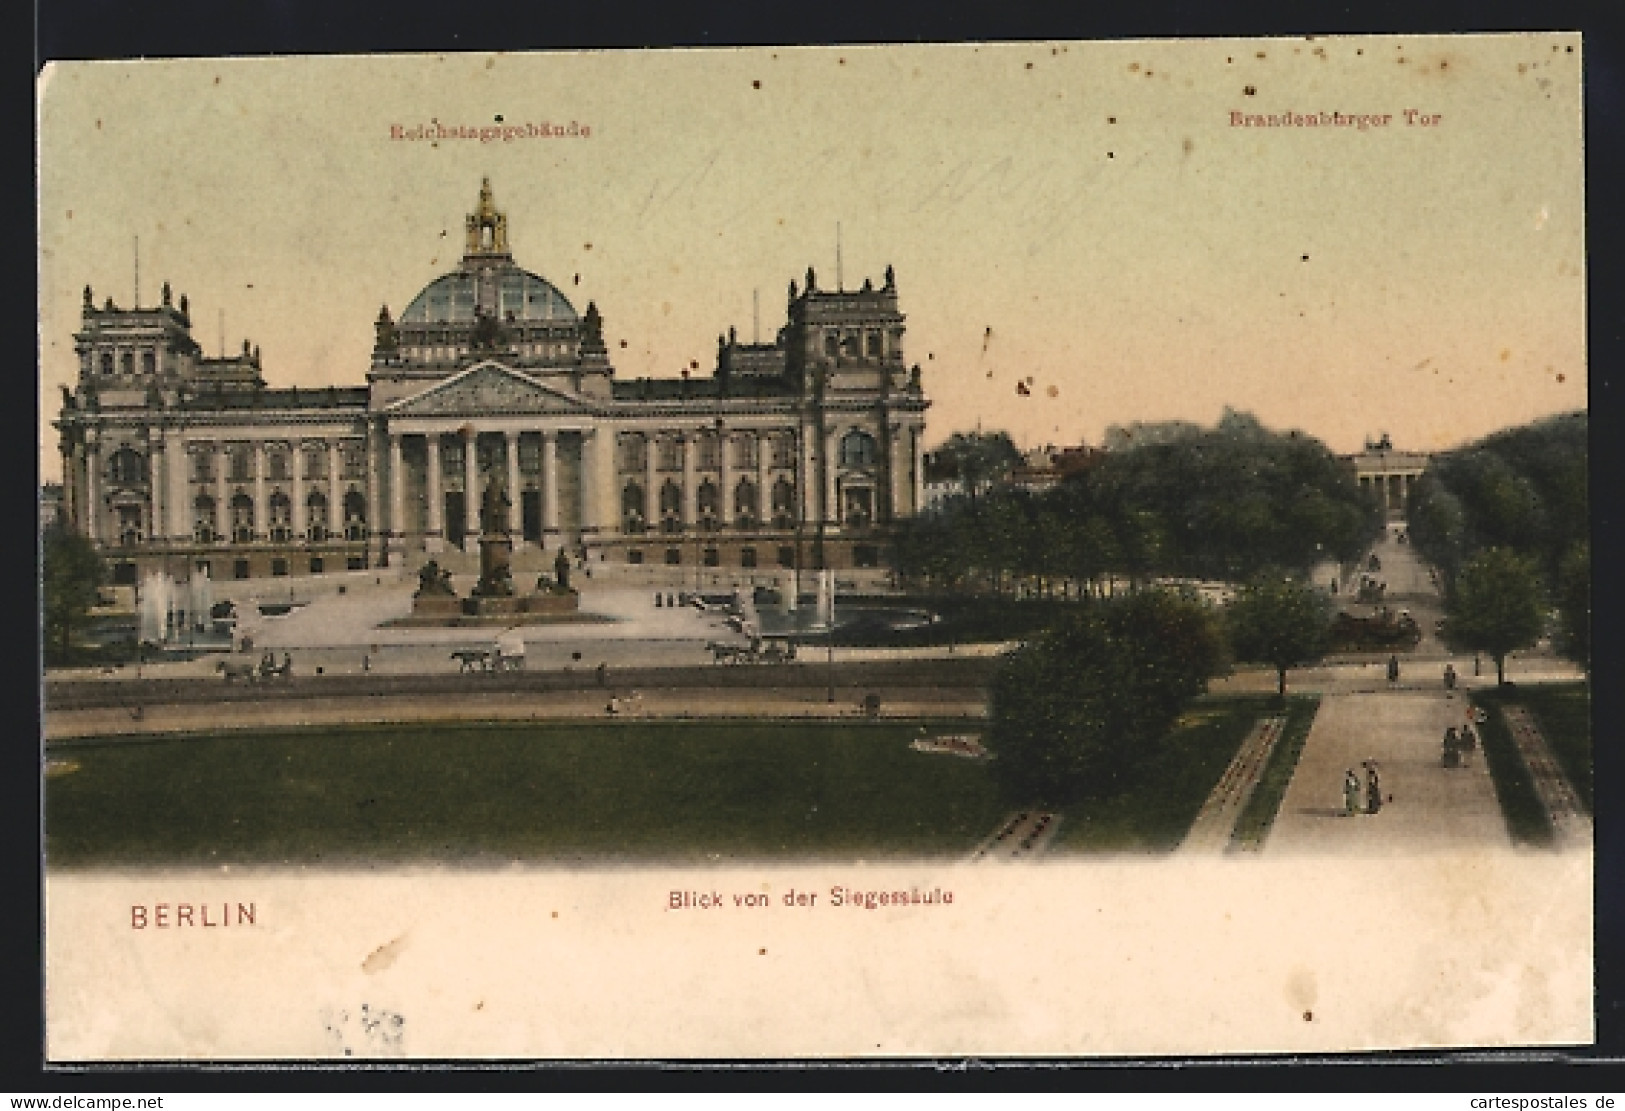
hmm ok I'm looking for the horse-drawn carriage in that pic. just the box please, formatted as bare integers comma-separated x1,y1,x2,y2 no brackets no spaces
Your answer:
1330,607,1421,651
217,652,292,683
707,636,797,665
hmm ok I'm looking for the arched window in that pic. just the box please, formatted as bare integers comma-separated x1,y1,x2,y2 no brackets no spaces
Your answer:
268,492,293,541
771,477,796,530
622,482,647,533
267,451,290,482
659,480,683,533
840,430,878,468
697,480,720,530
108,448,146,486
866,332,883,358
306,491,328,541
734,478,759,529
229,449,252,482
193,495,217,543
99,353,114,376
230,493,255,543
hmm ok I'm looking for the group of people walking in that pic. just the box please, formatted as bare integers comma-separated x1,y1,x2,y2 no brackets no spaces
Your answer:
1442,706,1487,768
1343,761,1384,816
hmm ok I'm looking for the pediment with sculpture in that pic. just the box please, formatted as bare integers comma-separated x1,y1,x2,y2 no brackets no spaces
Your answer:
384,363,591,417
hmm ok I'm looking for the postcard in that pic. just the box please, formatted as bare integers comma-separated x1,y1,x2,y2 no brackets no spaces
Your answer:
38,35,1590,1061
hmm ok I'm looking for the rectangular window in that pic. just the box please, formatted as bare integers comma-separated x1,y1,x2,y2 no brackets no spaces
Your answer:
665,547,682,566
196,561,211,577
627,549,644,565
347,556,366,571
309,556,325,574
519,437,541,475
192,454,213,482
271,558,289,577
234,559,250,580
740,547,757,569
777,546,796,569
703,547,720,567
854,545,880,568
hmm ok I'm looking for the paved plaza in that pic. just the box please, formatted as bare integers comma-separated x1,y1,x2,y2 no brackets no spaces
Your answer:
1265,691,1512,855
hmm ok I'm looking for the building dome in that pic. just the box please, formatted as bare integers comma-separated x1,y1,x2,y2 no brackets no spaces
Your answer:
400,268,578,325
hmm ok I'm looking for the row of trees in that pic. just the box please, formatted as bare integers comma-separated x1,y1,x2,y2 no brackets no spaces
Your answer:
898,412,1383,594
1408,412,1589,674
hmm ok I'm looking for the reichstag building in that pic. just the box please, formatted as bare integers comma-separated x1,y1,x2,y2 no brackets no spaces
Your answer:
53,180,932,584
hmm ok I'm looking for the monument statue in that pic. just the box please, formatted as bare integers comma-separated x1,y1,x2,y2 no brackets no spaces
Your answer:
472,480,516,598
554,547,571,592
414,560,455,598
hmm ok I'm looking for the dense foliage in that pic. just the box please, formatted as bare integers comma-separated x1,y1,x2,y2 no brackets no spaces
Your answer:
1407,411,1587,670
988,590,1228,806
896,412,1380,593
42,525,106,665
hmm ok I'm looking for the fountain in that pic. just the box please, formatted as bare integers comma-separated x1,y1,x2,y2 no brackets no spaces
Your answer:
407,479,580,624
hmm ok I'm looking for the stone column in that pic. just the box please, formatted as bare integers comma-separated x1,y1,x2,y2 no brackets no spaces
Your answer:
681,432,697,527
718,425,732,530
291,439,305,539
425,434,443,552
214,445,228,542
910,425,924,519
595,426,618,538
167,429,188,539
252,440,267,541
462,428,479,543
366,425,381,554
580,429,599,535
823,427,839,533
327,441,342,537
148,435,165,546
887,421,905,523
755,432,769,527
389,431,406,555
643,433,657,530
541,431,559,540
799,423,817,525
505,430,523,546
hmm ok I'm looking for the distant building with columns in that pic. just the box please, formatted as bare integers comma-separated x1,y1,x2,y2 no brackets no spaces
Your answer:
52,180,931,584
1343,434,1430,521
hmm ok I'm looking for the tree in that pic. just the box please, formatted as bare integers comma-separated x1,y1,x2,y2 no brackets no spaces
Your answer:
1555,540,1589,674
42,525,106,665
1441,547,1546,686
933,430,1022,502
989,590,1227,805
1224,575,1335,699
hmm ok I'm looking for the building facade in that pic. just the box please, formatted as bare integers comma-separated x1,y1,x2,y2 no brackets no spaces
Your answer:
53,180,931,584
1343,434,1430,521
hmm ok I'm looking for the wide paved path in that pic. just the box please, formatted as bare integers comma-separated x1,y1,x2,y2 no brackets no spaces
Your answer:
1264,690,1511,855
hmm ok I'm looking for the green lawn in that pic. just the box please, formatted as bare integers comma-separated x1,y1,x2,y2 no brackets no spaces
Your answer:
48,698,1279,866
1471,690,1555,846
1229,696,1322,851
1510,683,1592,813
1049,696,1286,853
47,720,1009,866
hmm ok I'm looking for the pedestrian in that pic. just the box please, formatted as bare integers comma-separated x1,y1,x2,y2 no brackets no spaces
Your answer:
1387,655,1401,687
1459,722,1477,763
1443,663,1457,690
596,662,609,687
1344,769,1361,816
1442,727,1460,768
1365,762,1383,814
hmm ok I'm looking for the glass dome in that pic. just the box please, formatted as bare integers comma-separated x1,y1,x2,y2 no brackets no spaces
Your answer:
400,269,578,325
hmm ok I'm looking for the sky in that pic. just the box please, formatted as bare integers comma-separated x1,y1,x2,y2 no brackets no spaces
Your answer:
36,35,1584,482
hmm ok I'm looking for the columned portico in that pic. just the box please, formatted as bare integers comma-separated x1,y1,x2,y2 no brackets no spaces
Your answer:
388,431,406,555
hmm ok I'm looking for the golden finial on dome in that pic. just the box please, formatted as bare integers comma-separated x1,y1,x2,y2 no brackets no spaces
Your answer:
466,177,509,255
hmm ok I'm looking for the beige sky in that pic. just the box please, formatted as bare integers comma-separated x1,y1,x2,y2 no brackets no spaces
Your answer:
37,35,1583,481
